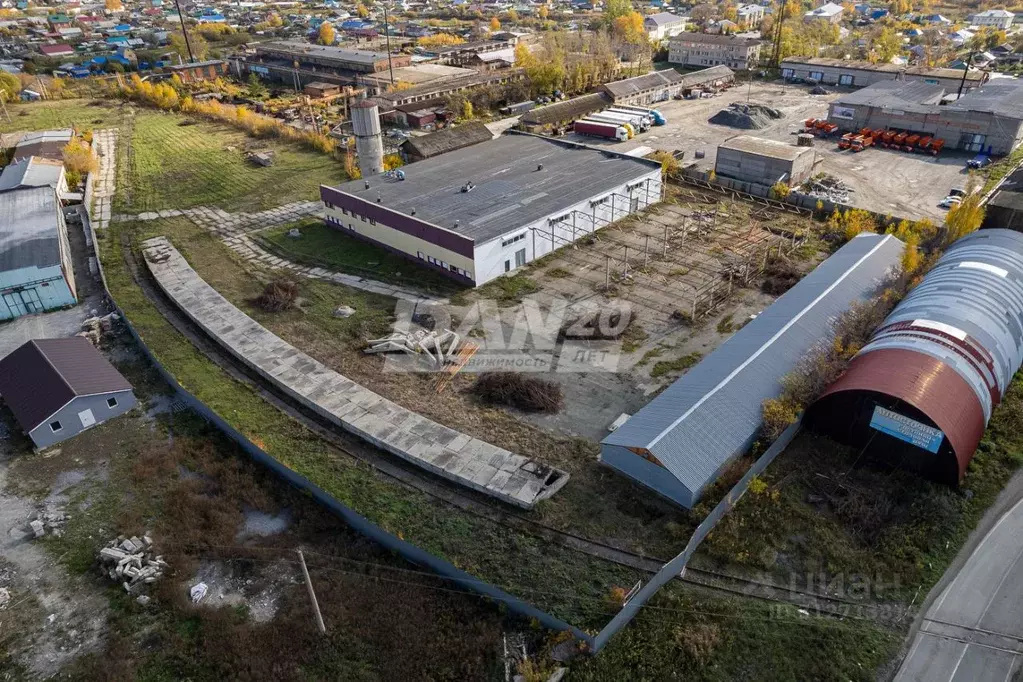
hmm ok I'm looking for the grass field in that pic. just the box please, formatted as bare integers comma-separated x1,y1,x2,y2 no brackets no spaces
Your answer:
258,219,462,295
1,99,117,133
125,111,343,213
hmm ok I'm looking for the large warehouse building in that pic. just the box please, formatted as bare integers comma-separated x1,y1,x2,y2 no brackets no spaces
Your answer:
805,229,1023,485
0,187,77,319
826,79,1023,155
781,57,988,92
320,132,662,286
600,233,905,508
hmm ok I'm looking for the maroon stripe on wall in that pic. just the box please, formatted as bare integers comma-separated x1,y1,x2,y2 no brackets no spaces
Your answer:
323,216,474,286
320,186,475,260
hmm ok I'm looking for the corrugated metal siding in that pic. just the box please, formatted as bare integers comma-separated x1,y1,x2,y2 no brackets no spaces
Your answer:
601,232,904,504
806,229,1023,479
810,348,986,482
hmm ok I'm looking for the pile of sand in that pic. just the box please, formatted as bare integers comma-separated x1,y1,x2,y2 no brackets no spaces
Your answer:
708,103,784,129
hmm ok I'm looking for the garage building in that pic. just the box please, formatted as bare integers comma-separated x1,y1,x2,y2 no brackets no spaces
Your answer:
805,229,1023,486
715,135,817,187
320,132,662,286
0,337,137,449
0,187,77,319
826,79,1023,155
600,233,905,508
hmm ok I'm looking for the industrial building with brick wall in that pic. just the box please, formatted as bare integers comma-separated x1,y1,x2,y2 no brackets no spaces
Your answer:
825,79,1023,156
805,229,1023,486
319,132,662,286
715,135,817,187
781,57,988,91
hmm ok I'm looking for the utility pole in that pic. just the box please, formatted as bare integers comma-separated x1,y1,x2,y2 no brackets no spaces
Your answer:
171,0,196,63
383,3,395,85
296,549,327,635
956,49,976,99
772,0,787,67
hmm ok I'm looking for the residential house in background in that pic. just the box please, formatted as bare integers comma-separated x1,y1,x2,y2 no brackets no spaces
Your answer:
971,9,1014,30
804,2,844,23
668,33,762,70
0,338,137,450
736,4,764,27
644,12,688,41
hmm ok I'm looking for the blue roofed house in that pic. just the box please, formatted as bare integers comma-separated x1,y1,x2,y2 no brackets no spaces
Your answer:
600,233,905,507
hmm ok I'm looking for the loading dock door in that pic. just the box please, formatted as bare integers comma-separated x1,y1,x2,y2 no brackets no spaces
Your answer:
2,293,26,318
19,287,43,313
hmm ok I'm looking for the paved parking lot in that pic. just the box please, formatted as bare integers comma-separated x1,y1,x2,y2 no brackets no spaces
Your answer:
569,81,971,222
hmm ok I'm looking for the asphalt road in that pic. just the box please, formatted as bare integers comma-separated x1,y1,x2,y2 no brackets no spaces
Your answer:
896,496,1023,682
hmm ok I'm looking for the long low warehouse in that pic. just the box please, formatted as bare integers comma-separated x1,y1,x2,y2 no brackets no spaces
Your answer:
805,229,1023,485
600,233,905,508
320,132,663,286
827,79,1023,156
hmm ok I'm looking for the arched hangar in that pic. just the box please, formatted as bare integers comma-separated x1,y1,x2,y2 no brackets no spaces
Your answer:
805,229,1023,485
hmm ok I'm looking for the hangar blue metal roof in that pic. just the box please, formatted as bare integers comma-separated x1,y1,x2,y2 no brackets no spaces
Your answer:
601,232,905,504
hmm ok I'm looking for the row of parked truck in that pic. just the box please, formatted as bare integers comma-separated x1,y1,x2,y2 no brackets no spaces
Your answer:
569,106,668,142
837,127,946,155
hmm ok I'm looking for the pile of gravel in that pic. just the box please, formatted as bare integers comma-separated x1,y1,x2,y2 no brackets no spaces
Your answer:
810,85,831,95
708,103,784,130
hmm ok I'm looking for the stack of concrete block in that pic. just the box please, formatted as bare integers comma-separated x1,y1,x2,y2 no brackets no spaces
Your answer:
97,534,168,594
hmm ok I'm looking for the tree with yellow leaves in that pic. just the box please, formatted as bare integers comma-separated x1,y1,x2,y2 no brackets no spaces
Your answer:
870,26,903,63
105,0,123,11
612,12,646,44
489,16,501,31
356,2,370,18
417,33,465,48
505,9,518,22
318,21,335,45
538,5,548,19
944,192,985,245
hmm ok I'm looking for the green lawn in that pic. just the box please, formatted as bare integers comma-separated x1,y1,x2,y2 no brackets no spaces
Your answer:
1,99,116,133
259,219,463,295
125,111,344,213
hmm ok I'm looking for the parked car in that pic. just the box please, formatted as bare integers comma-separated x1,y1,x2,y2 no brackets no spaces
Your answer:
967,154,991,169
939,195,963,209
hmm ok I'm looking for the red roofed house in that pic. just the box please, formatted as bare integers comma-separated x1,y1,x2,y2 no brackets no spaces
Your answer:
39,44,76,58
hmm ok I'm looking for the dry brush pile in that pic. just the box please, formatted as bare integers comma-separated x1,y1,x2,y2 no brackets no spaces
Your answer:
470,372,564,413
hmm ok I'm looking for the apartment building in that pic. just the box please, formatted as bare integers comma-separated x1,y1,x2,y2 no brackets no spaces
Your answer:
668,33,762,70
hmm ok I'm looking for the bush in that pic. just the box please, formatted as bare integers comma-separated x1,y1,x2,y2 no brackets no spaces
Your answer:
470,372,563,413
769,181,790,200
254,277,299,312
760,256,800,295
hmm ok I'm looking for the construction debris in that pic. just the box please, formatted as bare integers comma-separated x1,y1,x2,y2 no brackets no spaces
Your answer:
286,228,302,239
364,329,462,367
810,85,831,95
77,311,120,346
0,587,9,610
30,519,45,538
190,582,209,603
97,533,167,594
799,173,852,203
708,103,783,130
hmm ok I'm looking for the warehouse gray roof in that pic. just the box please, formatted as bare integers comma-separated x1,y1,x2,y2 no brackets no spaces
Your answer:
718,135,812,161
256,41,392,65
945,80,1023,119
670,33,759,46
399,121,492,159
331,132,661,243
520,92,612,125
0,187,62,272
832,80,947,113
645,11,686,25
601,233,905,501
602,69,685,99
0,156,64,192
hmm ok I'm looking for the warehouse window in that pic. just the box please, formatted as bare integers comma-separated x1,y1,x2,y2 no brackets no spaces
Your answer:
549,213,571,226
50,420,62,433
342,208,349,215
107,397,118,408
502,232,526,247
590,196,609,207
417,251,425,259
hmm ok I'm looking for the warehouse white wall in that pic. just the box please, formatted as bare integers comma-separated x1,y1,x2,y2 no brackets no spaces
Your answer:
472,169,663,286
